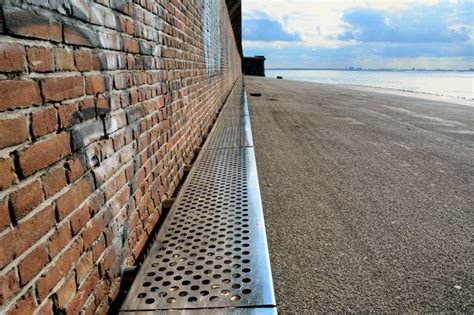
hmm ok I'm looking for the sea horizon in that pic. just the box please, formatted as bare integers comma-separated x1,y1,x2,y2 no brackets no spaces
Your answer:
265,69,474,105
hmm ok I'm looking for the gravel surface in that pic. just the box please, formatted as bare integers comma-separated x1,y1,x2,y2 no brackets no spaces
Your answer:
245,76,474,313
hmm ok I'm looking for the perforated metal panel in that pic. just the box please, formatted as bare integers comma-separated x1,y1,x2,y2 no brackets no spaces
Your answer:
203,116,253,149
120,81,275,314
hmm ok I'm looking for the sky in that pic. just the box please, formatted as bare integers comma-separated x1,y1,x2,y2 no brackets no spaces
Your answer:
241,0,474,69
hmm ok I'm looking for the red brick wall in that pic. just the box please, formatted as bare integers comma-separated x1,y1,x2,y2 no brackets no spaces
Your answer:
0,0,241,313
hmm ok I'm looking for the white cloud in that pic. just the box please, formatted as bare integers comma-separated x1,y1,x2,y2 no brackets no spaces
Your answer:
242,0,441,47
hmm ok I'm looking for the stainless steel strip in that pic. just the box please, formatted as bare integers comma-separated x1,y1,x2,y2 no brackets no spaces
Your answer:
120,148,275,311
120,307,277,314
120,82,275,313
202,116,253,150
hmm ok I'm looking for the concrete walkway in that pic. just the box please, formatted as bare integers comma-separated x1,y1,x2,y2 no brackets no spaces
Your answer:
246,76,473,313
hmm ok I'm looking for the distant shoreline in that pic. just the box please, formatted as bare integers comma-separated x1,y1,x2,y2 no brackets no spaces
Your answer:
266,68,474,72
340,84,474,107
262,76,474,107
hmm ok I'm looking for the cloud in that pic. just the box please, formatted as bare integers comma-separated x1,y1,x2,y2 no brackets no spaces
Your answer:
243,12,301,42
337,6,470,43
242,1,474,69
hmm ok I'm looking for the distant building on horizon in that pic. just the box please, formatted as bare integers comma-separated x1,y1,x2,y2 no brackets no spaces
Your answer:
243,56,266,76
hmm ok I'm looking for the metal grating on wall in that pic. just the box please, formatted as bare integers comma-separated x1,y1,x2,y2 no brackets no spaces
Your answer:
119,80,275,314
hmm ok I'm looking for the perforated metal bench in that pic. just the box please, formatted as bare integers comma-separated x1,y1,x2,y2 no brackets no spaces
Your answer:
119,79,276,314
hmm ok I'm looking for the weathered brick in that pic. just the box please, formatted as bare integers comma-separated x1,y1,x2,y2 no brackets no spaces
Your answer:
18,243,49,285
9,179,43,221
91,234,106,262
0,80,42,111
0,157,16,191
37,237,82,299
42,166,67,198
0,43,25,72
57,175,94,220
85,75,106,95
71,0,90,21
82,209,110,249
67,269,98,314
66,157,86,183
41,76,84,102
17,133,71,177
58,102,80,130
71,119,105,151
70,203,90,235
0,116,28,149
0,268,18,304
32,107,58,138
76,251,94,286
55,272,76,309
36,299,54,315
3,7,62,42
0,204,54,269
55,47,75,71
27,46,53,72
0,199,11,231
47,221,72,258
64,24,99,47
74,49,93,71
4,289,36,315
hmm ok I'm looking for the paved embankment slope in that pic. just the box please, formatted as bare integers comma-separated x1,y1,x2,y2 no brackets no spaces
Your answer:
246,76,473,313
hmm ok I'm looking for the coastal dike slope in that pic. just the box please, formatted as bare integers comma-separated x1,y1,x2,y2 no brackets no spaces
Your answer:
245,76,473,313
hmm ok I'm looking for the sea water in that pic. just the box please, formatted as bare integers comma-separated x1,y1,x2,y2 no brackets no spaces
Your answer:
266,70,474,102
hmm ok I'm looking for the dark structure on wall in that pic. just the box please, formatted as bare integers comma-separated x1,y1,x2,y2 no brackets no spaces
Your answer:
243,56,266,76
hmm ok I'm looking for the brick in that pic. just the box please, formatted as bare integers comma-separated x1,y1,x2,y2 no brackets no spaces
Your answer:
18,243,49,285
85,75,106,95
82,209,110,249
71,0,90,21
55,47,75,71
0,199,11,231
0,157,16,191
0,80,42,111
67,269,98,315
42,166,67,198
66,157,86,183
71,119,104,151
57,175,94,220
18,133,71,177
5,289,36,315
47,221,72,257
0,268,18,304
41,76,84,102
9,179,43,221
0,43,25,72
0,205,54,269
27,46,53,72
32,107,58,138
0,116,28,149
74,50,93,71
55,272,76,309
58,102,80,130
76,251,93,286
64,24,99,47
37,237,82,300
70,203,90,235
94,279,108,306
36,299,54,315
91,234,106,261
3,7,62,42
